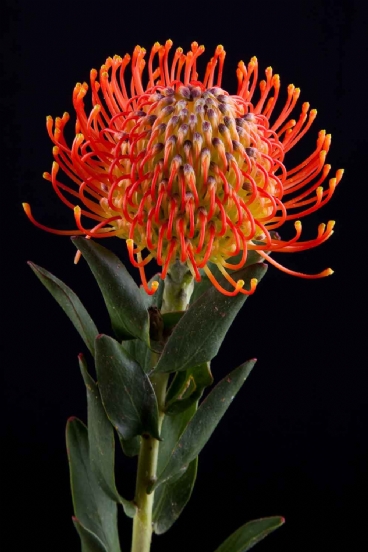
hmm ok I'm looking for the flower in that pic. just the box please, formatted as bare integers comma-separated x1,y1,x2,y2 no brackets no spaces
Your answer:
23,41,343,296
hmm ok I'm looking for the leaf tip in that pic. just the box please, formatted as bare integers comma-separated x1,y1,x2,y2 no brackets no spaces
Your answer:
70,235,84,249
27,261,38,272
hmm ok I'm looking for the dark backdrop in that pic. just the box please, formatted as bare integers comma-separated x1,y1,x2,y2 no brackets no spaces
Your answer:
4,0,367,550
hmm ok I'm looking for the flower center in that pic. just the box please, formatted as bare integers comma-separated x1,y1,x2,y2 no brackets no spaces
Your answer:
103,84,282,279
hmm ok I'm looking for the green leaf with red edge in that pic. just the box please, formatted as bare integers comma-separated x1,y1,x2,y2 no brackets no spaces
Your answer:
66,418,121,552
79,355,136,518
95,334,160,440
150,359,256,492
72,237,149,344
28,262,98,355
153,263,267,373
213,516,285,552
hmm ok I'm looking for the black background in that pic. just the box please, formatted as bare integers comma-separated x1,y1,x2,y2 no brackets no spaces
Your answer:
3,0,367,550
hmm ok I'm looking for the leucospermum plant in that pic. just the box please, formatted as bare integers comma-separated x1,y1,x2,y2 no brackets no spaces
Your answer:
24,41,342,552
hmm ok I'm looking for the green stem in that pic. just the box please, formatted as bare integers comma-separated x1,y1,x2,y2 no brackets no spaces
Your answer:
131,372,168,552
131,262,194,552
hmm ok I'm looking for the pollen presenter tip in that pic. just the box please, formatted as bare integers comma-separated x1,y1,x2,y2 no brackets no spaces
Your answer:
150,281,159,292
250,278,258,290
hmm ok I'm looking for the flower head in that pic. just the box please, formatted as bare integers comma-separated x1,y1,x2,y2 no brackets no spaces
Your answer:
23,41,343,296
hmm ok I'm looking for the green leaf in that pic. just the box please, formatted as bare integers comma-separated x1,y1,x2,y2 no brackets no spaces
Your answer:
153,457,198,535
28,262,98,355
72,518,108,552
121,339,153,374
95,334,160,440
66,418,121,552
119,435,141,457
165,362,213,415
190,251,265,304
157,403,197,475
151,359,256,492
79,355,136,518
213,516,285,552
152,402,198,532
162,311,185,332
154,264,267,373
72,238,149,344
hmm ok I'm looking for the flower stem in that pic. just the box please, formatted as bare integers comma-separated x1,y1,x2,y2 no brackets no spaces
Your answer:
131,372,168,552
131,262,194,552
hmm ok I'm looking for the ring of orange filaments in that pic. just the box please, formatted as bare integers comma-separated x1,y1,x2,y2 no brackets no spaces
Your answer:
23,40,343,296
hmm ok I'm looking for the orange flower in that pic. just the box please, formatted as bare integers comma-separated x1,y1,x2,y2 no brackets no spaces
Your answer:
23,41,343,296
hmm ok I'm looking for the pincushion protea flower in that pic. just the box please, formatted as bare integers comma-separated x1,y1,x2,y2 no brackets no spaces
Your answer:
23,40,343,296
